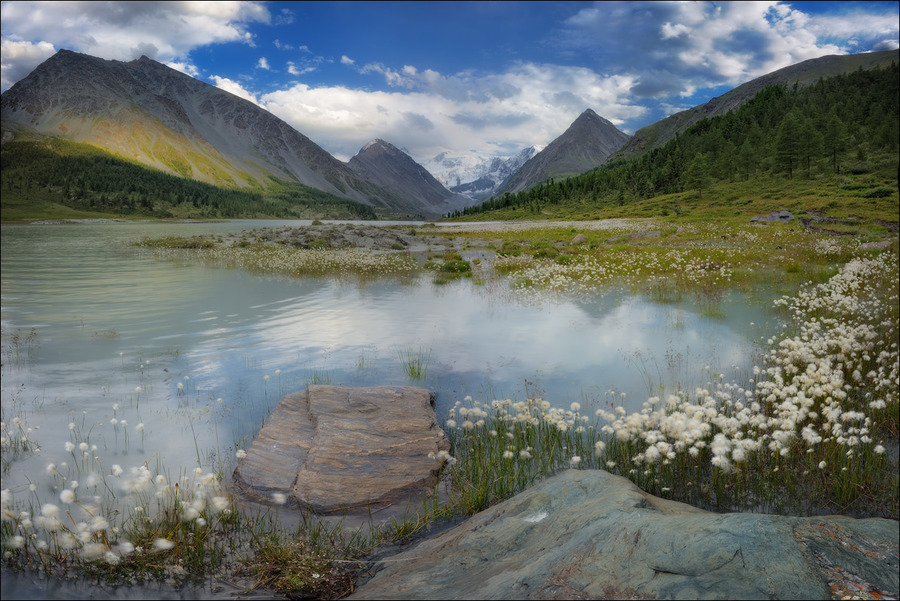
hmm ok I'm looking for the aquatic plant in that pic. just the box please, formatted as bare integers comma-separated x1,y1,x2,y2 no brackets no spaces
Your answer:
399,346,431,380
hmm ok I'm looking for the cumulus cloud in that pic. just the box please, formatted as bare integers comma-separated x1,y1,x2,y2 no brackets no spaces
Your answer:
1,38,56,90
257,57,270,70
0,0,270,91
211,76,260,105
258,61,645,162
807,12,899,44
166,60,199,78
556,1,861,98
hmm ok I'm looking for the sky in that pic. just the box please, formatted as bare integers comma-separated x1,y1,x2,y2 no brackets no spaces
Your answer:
1,1,898,165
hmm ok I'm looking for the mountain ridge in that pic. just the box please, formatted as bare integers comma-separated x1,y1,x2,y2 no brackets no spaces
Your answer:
347,139,469,216
616,49,900,158
496,109,631,195
0,50,413,214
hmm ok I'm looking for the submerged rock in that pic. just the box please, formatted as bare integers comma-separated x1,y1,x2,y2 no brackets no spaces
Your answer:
352,469,898,600
232,385,449,513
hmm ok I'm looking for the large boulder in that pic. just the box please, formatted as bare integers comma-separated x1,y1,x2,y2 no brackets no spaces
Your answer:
232,385,449,513
352,469,898,600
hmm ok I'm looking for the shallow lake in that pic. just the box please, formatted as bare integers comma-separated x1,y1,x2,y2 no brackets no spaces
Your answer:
1,219,781,596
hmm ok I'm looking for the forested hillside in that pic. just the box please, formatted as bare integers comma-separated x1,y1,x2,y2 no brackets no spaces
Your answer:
453,64,899,218
0,136,377,220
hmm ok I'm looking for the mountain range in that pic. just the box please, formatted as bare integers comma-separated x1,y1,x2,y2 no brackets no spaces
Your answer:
420,145,544,201
0,51,402,206
2,48,897,219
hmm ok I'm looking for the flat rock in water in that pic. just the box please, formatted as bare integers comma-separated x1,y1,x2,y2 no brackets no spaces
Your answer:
351,469,899,600
232,385,449,512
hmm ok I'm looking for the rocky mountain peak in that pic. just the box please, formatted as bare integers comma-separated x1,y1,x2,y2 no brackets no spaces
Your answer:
358,138,404,157
348,138,468,215
496,109,630,195
0,49,422,214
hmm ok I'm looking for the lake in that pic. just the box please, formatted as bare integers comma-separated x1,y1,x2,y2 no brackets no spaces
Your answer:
1,219,779,596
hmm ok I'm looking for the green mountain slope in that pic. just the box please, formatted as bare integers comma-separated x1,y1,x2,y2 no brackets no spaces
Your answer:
453,62,899,223
617,49,899,158
0,135,377,221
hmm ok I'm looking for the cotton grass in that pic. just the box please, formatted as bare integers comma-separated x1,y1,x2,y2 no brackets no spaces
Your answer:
444,252,898,517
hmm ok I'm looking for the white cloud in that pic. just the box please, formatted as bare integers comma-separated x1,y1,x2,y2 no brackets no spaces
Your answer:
0,1,270,80
660,22,691,40
340,55,355,65
165,60,199,77
257,57,270,70
258,62,645,162
808,13,899,43
557,1,860,98
211,76,260,106
0,38,56,90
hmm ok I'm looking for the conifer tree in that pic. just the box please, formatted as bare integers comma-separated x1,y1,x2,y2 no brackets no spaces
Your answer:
684,153,710,200
775,113,801,179
823,113,848,173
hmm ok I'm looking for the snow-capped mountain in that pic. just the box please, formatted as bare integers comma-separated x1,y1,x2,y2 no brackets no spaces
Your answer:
420,145,544,201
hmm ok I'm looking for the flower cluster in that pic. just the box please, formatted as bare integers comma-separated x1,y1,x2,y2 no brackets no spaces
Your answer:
443,252,898,515
2,459,231,568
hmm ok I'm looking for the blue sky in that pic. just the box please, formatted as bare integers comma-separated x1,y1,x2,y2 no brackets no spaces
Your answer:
1,1,898,164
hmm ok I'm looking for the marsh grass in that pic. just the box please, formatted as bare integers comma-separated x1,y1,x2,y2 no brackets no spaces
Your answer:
137,237,418,281
304,369,334,387
241,514,377,599
1,327,39,367
399,346,431,380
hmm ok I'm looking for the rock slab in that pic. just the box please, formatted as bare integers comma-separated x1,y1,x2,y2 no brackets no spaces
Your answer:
751,210,795,223
232,385,449,512
352,469,898,600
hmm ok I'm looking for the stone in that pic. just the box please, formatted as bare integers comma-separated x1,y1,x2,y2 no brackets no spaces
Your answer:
858,240,894,251
232,385,449,513
569,233,587,245
351,469,898,600
751,210,794,223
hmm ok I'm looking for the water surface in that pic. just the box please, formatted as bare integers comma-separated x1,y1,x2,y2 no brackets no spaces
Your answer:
1,220,778,596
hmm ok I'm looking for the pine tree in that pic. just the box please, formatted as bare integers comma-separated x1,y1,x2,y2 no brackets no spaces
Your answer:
775,113,801,179
798,119,823,178
685,153,710,200
823,113,848,174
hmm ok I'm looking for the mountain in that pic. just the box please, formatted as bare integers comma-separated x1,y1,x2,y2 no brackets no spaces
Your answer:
0,49,413,215
347,139,469,216
617,49,900,158
421,145,544,201
496,109,630,195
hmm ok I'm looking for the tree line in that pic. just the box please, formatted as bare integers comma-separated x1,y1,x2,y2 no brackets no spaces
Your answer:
1,137,377,220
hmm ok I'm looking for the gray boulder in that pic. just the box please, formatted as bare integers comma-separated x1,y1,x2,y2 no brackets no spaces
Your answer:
233,386,449,513
751,210,794,223
352,469,898,600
